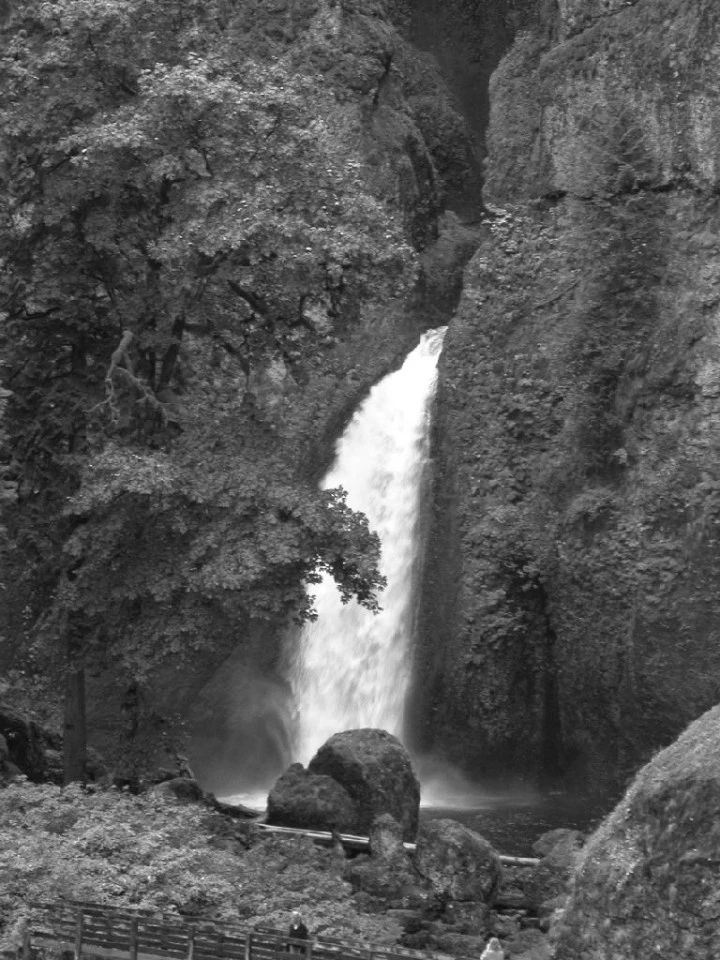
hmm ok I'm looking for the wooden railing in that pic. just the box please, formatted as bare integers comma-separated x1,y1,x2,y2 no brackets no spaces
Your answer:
19,902,462,960
252,824,539,868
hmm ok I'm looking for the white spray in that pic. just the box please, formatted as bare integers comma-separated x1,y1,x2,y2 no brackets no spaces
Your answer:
288,327,446,764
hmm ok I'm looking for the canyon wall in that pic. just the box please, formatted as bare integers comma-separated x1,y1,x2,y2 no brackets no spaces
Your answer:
413,0,720,795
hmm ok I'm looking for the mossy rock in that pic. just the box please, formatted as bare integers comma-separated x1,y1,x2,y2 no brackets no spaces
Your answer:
309,729,420,842
553,704,720,958
267,762,359,833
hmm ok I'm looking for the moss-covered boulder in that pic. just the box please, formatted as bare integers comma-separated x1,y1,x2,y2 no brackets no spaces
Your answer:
266,762,359,833
553,704,720,958
525,828,585,912
308,729,420,842
343,813,423,901
414,818,501,904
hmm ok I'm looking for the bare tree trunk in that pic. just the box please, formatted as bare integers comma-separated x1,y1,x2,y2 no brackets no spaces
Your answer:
63,642,87,784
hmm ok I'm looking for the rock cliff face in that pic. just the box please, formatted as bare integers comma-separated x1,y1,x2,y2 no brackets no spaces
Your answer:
413,0,720,795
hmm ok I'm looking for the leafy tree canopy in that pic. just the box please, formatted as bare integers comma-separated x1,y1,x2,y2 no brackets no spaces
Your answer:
0,0,411,680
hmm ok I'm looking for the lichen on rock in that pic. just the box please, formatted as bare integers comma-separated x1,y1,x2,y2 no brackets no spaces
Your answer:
414,818,502,904
266,762,359,834
308,728,421,842
553,703,720,958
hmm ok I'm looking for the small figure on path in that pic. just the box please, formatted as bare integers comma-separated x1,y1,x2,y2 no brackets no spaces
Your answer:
287,912,309,955
479,937,504,960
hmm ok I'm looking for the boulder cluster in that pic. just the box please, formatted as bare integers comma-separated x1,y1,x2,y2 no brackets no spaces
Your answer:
266,729,569,960
266,715,720,959
267,729,420,841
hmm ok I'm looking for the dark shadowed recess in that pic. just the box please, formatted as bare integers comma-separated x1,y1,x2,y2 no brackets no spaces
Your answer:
398,0,536,212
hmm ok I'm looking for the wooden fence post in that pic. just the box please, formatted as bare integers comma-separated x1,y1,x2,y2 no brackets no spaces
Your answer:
74,910,84,960
21,927,31,960
186,926,195,960
129,917,139,960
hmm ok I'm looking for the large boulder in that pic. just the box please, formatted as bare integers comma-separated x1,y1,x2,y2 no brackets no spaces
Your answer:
414,818,502,904
267,762,359,833
308,729,420,841
150,777,204,803
0,705,62,783
553,704,720,959
524,829,585,912
369,812,407,862
344,813,424,900
0,705,107,784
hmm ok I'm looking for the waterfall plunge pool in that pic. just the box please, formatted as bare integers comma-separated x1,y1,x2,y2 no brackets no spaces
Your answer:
219,775,613,859
420,794,611,857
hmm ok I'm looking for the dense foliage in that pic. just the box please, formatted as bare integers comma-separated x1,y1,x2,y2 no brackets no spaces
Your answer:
0,0,419,733
0,780,402,951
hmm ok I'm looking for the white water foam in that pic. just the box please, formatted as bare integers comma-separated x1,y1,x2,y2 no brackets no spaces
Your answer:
287,327,446,765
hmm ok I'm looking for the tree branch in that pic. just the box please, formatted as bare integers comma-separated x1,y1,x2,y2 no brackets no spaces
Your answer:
93,330,167,425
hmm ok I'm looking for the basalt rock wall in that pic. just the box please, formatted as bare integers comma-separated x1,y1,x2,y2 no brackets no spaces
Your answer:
413,0,720,795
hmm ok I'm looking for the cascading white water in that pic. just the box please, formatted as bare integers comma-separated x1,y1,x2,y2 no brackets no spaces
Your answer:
288,327,447,764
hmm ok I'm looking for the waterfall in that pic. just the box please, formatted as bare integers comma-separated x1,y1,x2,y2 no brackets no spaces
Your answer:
288,327,447,765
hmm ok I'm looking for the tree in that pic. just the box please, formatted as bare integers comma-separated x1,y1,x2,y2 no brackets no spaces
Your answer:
0,0,413,780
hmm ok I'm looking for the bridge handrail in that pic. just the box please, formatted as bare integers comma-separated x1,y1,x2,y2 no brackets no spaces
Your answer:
21,902,468,960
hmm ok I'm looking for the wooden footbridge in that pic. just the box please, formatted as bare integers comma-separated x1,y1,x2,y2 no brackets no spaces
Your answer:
16,902,464,960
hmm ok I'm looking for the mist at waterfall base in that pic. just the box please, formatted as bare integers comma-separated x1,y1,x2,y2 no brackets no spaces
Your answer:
187,645,294,800
416,755,610,856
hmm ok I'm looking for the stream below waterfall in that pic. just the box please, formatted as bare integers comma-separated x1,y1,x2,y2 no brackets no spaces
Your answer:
420,796,611,857
222,787,612,858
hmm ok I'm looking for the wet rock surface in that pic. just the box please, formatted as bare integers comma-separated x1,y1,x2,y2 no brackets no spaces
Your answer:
267,763,359,833
0,704,63,783
553,703,720,959
525,828,585,912
308,729,420,842
343,814,423,900
414,818,502,904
